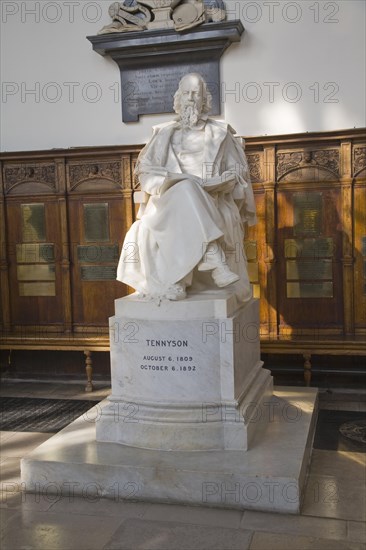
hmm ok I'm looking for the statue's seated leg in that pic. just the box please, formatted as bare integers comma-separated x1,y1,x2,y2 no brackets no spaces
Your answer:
198,241,240,288
211,266,240,287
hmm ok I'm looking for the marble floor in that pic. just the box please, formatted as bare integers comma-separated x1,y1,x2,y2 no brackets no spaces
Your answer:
0,381,365,550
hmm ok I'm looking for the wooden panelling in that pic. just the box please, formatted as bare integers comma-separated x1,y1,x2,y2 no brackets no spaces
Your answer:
0,130,365,372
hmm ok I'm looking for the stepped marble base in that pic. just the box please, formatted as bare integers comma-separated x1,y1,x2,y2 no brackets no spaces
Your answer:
21,387,318,514
98,295,273,451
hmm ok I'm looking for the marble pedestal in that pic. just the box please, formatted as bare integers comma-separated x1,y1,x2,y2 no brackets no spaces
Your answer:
20,292,318,513
96,293,273,451
21,388,318,513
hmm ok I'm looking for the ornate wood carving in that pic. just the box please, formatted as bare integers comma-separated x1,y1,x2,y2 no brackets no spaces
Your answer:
122,157,132,189
247,153,262,182
3,163,56,194
131,156,140,190
277,149,340,182
68,161,121,191
353,146,366,177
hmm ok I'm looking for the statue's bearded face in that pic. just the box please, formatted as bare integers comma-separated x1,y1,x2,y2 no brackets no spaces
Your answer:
179,76,204,128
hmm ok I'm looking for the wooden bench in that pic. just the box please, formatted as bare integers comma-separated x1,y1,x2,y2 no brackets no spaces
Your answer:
0,335,110,392
2,333,365,390
261,338,366,386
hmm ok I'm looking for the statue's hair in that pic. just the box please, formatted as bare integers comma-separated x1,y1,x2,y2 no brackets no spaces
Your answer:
173,73,213,115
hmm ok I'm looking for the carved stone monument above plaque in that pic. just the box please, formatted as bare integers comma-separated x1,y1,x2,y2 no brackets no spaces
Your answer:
98,0,225,34
88,4,243,121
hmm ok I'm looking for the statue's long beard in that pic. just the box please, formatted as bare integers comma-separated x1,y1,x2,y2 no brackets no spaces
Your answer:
181,103,200,128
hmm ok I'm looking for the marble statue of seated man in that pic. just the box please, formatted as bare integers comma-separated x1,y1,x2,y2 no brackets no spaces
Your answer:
117,73,257,302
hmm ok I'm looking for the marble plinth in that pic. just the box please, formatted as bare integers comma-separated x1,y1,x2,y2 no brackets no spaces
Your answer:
21,388,318,514
96,294,273,451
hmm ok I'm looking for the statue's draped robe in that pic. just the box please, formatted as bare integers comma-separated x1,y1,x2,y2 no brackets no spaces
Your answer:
117,119,257,301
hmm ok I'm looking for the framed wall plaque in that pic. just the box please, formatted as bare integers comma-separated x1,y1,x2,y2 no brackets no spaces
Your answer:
21,203,46,242
284,238,334,259
80,266,117,281
293,192,323,237
83,203,110,242
286,282,333,299
77,245,119,263
19,282,56,297
17,264,55,281
16,244,55,263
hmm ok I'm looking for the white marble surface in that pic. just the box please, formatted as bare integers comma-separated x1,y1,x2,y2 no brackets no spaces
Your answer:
99,297,273,451
21,387,319,514
114,291,240,320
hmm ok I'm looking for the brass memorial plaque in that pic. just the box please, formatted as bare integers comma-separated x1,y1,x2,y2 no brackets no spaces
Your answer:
17,264,55,281
80,266,117,281
244,241,260,297
83,203,109,242
16,243,55,263
285,238,334,259
293,193,322,236
77,245,119,263
19,282,56,297
286,260,333,281
244,241,258,261
248,262,259,282
287,282,333,299
252,284,260,299
21,203,46,242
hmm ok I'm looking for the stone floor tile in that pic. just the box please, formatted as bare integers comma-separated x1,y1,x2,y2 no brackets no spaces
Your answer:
309,450,366,480
302,474,366,521
249,531,366,549
0,431,53,458
0,509,124,550
103,518,253,550
240,510,347,540
0,457,22,487
0,490,54,512
0,508,19,532
348,521,366,543
0,431,18,444
143,502,243,528
48,495,150,518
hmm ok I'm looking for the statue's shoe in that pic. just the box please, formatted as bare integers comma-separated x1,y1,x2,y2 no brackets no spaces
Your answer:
164,283,187,301
212,266,240,288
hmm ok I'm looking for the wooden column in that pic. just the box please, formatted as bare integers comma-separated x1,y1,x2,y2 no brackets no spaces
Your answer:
57,158,72,334
340,141,354,335
122,155,134,228
0,161,11,331
263,146,277,338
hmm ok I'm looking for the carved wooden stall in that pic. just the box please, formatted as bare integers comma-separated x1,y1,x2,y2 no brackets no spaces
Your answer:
244,129,366,383
1,129,365,388
0,146,140,390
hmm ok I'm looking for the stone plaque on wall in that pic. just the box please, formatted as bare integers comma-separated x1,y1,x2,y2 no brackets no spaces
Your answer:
87,21,244,122
121,63,220,122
